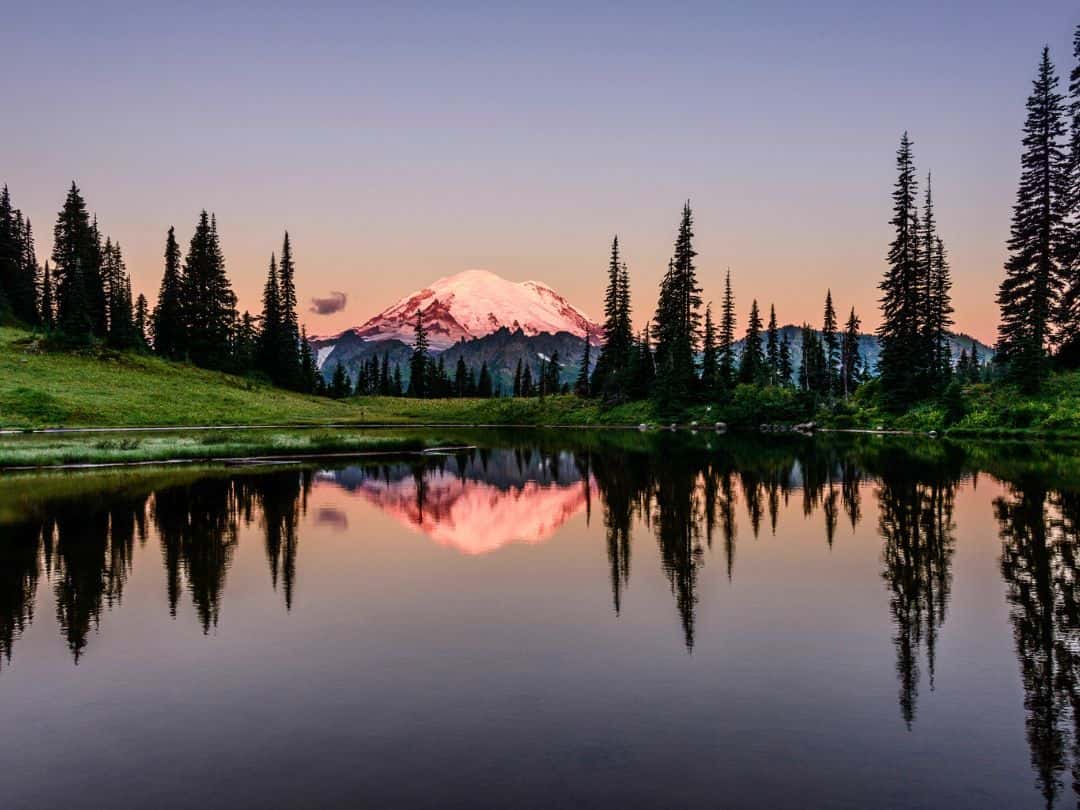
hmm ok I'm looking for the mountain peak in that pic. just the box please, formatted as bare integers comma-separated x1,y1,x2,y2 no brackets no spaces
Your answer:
342,268,601,350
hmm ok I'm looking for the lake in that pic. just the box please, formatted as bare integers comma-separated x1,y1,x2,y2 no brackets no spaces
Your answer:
1,430,1077,808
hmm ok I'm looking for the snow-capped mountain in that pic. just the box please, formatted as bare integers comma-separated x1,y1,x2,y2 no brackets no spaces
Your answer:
321,269,601,351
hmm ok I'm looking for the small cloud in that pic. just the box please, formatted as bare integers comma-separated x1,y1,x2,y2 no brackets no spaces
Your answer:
310,291,347,315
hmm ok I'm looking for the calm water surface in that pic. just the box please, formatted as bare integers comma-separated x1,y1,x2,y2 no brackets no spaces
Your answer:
1,431,1078,809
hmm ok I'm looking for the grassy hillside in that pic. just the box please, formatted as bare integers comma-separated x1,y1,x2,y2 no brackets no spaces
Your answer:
0,328,653,429
831,372,1080,437
0,328,358,428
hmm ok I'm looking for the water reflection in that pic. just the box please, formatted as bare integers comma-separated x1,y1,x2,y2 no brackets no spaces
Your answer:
998,481,1080,807
2,433,1080,806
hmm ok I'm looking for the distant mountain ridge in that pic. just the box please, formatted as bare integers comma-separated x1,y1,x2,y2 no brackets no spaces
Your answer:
309,269,994,389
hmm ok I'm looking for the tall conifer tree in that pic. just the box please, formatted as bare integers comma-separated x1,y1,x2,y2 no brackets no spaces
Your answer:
996,48,1067,390
766,304,780,385
718,269,736,392
878,133,924,408
700,304,718,394
152,226,186,359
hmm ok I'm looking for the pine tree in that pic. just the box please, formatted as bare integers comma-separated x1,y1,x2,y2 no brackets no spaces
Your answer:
478,362,493,398
765,304,780,385
653,203,702,409
929,235,954,384
778,335,793,386
408,310,429,397
840,307,862,397
513,358,523,397
878,133,924,409
1058,25,1080,362
521,364,534,397
51,183,102,340
40,262,55,329
739,300,765,385
392,364,403,396
233,311,257,371
455,355,468,397
330,362,350,399
996,48,1068,390
593,237,633,398
183,212,236,370
718,269,736,392
700,304,718,394
575,328,592,396
152,227,186,359
258,253,282,379
276,232,302,388
380,353,390,395
134,294,149,349
822,290,839,394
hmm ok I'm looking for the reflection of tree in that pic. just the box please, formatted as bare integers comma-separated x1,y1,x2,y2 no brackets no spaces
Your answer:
0,520,45,671
998,482,1080,807
154,480,239,633
243,471,310,611
53,501,125,662
877,472,956,728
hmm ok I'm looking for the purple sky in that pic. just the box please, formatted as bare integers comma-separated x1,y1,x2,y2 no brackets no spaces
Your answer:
6,1,1077,341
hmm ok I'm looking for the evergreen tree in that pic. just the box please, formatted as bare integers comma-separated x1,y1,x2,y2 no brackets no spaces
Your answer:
840,307,862,397
455,355,468,397
478,362,493,398
765,304,780,385
513,358,523,397
878,133,925,409
234,311,258,370
653,203,702,408
152,227,186,359
392,364,403,396
593,237,633,398
700,304,718,394
182,212,236,370
778,335,793,386
996,48,1068,390
1058,25,1080,362
408,310,429,397
575,329,592,396
521,364,534,397
0,200,41,326
276,232,302,388
382,354,395,395
134,294,149,349
739,300,765,384
921,174,954,388
718,269,736,391
258,253,282,378
822,290,839,394
330,362,350,399
40,261,54,330
546,351,561,393
51,183,102,340
929,234,954,384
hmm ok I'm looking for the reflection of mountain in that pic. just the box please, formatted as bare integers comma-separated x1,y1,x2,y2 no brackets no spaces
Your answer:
321,450,590,555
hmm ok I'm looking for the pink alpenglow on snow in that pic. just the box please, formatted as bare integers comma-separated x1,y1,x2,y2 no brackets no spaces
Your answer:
339,471,591,555
334,269,602,350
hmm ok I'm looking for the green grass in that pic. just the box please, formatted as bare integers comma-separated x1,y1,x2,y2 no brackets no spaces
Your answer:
827,371,1080,437
0,327,360,428
0,328,658,430
345,394,657,426
0,429,441,469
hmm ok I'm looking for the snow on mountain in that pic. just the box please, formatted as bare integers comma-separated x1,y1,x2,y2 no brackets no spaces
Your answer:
327,269,602,351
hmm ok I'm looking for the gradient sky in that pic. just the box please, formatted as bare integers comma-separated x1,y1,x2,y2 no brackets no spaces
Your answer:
5,1,1077,342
